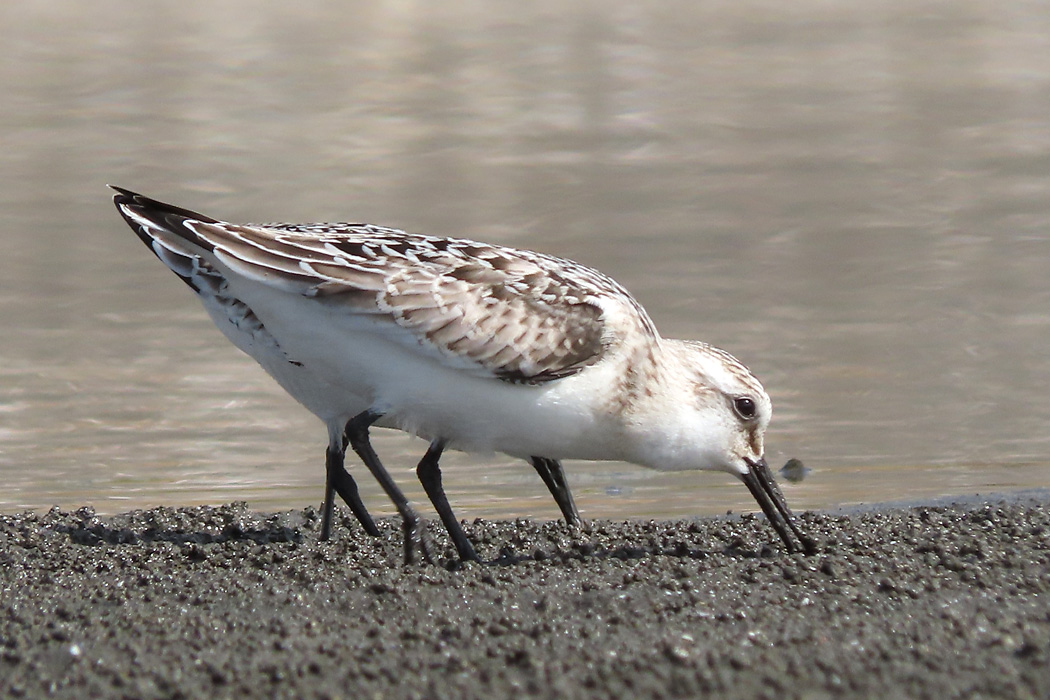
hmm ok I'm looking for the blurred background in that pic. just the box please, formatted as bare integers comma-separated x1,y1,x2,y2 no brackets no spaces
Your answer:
1,1,1049,520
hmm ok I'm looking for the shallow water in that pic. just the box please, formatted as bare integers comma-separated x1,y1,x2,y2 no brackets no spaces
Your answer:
1,1,1049,518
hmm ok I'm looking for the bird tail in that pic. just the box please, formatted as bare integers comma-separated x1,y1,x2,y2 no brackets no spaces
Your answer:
110,186,221,290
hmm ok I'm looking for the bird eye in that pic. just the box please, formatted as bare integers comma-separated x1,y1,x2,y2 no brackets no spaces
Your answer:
733,396,757,420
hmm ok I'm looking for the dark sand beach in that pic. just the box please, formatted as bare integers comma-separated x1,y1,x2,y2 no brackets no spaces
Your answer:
2,497,1049,699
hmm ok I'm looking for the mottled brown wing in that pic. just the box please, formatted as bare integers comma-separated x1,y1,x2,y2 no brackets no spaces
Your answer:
190,221,609,384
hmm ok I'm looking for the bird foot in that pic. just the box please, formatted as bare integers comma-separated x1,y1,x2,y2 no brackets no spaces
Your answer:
402,516,435,565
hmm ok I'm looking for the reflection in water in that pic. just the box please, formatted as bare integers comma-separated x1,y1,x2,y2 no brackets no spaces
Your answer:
1,2,1049,517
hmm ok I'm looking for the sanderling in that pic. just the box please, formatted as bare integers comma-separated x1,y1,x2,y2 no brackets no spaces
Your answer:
112,186,813,561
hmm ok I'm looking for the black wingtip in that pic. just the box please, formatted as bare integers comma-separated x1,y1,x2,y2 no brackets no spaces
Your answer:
110,185,217,294
108,185,148,207
109,186,220,225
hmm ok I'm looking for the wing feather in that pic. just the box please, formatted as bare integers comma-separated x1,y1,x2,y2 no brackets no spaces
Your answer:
115,190,657,384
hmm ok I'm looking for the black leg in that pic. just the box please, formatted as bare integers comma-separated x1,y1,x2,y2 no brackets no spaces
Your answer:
415,440,479,562
345,410,433,564
320,435,380,541
320,447,337,540
530,457,582,528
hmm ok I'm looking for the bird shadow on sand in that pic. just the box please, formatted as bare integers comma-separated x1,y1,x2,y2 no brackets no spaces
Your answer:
477,539,782,570
32,505,800,568
33,504,303,548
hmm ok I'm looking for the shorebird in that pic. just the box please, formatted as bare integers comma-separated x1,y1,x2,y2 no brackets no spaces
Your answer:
113,187,813,561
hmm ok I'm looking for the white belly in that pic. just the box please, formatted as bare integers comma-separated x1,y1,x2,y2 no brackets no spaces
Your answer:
206,276,630,462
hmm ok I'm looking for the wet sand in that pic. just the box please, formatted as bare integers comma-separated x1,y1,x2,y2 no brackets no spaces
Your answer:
2,497,1048,699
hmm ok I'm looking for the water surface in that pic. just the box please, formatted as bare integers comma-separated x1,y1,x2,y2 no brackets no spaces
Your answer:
2,1,1049,519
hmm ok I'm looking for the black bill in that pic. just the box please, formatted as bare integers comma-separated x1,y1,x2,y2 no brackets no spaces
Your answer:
740,457,816,555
